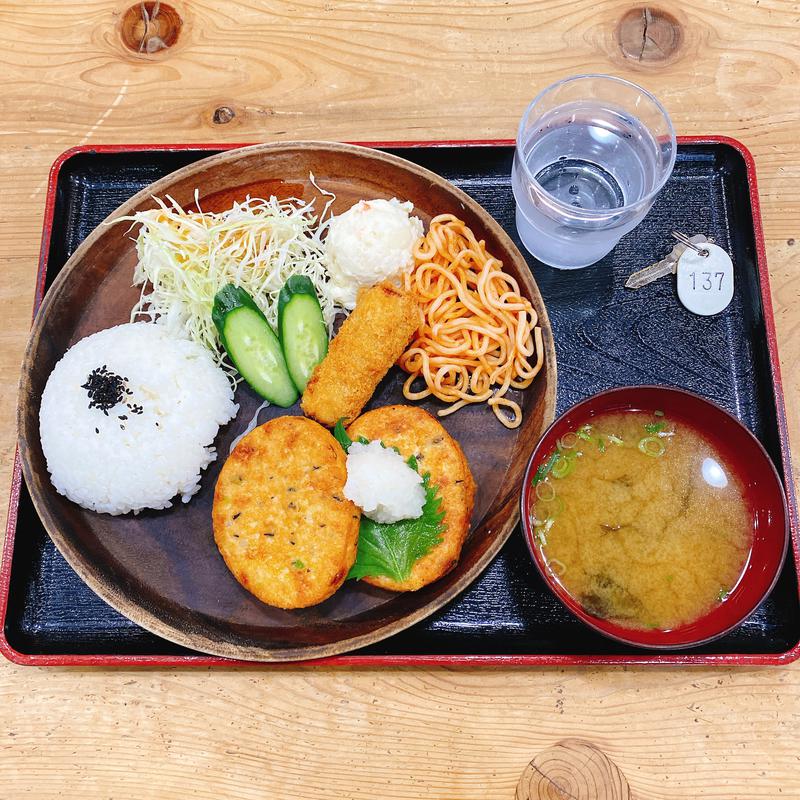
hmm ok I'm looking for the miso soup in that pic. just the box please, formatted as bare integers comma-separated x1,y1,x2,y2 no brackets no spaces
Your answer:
531,410,752,631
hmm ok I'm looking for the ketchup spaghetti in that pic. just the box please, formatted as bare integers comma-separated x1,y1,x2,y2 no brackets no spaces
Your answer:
399,214,544,429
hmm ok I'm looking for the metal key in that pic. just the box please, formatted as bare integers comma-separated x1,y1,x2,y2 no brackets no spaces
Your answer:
625,234,711,290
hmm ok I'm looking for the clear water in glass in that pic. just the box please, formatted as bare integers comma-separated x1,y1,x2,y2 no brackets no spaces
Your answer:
512,76,675,269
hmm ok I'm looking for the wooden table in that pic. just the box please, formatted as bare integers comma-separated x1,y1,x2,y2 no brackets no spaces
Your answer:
2,2,799,797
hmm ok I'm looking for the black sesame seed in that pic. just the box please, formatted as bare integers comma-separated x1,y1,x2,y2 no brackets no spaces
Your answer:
232,512,241,520
82,365,129,414
95,428,99,434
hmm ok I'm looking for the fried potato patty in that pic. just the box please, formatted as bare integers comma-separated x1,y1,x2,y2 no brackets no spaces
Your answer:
213,416,360,609
347,405,476,592
301,281,420,427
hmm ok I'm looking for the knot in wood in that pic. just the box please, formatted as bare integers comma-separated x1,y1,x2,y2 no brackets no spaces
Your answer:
212,106,236,125
516,739,631,800
616,7,682,64
120,2,182,55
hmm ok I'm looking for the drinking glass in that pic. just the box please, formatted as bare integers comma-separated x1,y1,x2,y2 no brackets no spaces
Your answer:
512,74,676,269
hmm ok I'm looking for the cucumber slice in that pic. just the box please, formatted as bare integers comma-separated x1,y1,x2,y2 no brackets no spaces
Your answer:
278,275,329,392
212,284,299,407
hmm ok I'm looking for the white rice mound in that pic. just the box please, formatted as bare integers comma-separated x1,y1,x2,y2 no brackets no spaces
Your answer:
39,322,238,515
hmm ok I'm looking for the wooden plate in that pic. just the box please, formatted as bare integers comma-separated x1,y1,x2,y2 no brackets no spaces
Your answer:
18,141,557,661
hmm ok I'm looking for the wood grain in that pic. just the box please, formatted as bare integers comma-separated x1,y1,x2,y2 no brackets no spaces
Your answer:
516,739,631,800
1,1,799,798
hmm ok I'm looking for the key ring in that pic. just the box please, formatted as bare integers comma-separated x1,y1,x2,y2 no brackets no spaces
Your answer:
671,230,710,257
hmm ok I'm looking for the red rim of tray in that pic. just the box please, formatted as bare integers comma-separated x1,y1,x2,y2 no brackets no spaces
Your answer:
1,136,798,668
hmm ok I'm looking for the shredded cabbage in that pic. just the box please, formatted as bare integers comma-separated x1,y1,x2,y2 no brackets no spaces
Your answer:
116,192,336,377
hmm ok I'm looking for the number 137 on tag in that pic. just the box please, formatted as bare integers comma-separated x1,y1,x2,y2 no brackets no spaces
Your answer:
677,243,734,316
689,271,726,292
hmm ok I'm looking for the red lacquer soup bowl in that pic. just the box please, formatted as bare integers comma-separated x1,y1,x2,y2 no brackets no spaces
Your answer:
520,386,790,650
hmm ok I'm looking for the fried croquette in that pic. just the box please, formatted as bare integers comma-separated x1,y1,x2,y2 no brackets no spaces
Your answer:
213,416,360,609
347,405,475,592
301,281,419,427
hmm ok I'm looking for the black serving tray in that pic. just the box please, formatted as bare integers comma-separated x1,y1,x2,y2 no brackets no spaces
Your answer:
2,139,798,666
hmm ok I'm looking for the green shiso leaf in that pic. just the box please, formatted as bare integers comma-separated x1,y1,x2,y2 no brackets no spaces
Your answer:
333,419,353,453
347,468,445,583
335,423,446,584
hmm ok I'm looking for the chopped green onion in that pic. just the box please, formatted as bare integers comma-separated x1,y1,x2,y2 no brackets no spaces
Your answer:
530,505,547,527
532,451,559,486
638,436,666,457
559,432,578,450
552,454,576,479
535,517,554,546
654,410,665,417
645,421,666,434
292,559,305,569
576,424,593,441
608,434,623,446
535,481,556,502
597,437,606,453
717,588,729,601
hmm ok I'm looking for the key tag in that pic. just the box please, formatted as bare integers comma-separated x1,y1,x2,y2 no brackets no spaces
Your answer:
674,234,734,316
